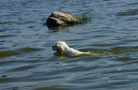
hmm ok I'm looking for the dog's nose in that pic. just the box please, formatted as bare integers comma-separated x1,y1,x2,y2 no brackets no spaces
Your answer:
52,45,54,50
52,45,56,51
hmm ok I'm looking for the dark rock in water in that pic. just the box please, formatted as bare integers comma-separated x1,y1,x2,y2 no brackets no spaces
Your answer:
46,11,81,27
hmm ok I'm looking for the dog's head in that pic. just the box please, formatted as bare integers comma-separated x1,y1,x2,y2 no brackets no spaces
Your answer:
52,41,69,54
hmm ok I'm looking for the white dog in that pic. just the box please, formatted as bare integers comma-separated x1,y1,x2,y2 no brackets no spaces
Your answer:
52,41,91,56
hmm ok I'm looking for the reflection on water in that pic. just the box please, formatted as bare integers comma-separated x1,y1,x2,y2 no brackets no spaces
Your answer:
117,9,138,16
0,47,42,58
1,0,138,90
54,47,138,61
48,26,69,30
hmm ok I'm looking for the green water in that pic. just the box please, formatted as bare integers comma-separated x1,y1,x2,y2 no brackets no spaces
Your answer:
0,0,138,90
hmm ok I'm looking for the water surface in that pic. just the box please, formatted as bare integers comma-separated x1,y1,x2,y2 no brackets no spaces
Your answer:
0,0,138,90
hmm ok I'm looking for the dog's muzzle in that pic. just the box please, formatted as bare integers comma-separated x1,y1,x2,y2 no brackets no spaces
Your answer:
52,44,58,51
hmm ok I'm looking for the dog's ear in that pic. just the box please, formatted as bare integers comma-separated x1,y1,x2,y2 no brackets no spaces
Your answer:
57,45,64,54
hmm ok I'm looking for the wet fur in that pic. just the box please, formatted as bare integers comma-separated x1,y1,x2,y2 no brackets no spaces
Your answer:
52,41,91,56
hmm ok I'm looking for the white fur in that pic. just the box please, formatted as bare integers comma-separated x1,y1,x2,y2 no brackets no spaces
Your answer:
52,41,91,56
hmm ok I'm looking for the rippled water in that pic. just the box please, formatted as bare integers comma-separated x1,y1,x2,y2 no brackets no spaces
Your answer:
1,0,138,90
